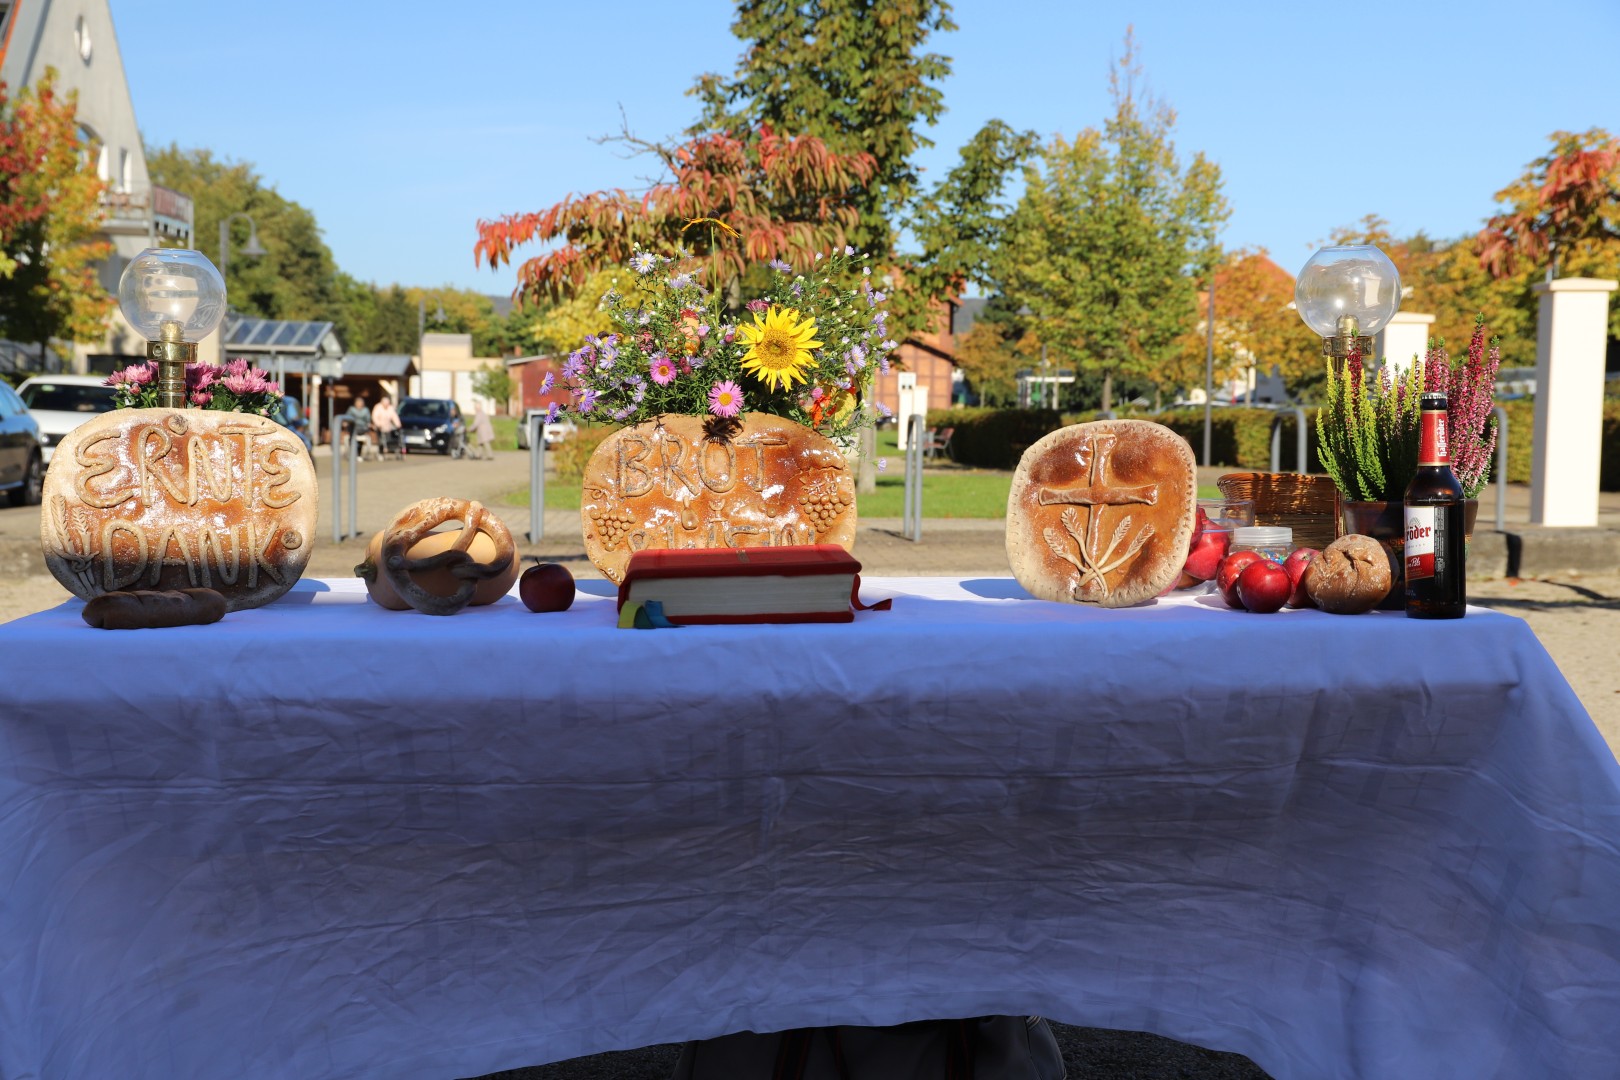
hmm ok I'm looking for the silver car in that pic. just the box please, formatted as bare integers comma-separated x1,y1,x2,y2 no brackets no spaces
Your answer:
17,375,117,463
0,380,42,506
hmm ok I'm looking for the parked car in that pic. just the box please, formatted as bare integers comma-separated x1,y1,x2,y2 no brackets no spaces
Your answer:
0,380,43,507
398,397,467,457
515,409,579,450
17,374,116,463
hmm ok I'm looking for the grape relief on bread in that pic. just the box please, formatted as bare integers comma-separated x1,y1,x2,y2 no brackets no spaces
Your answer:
1006,420,1197,607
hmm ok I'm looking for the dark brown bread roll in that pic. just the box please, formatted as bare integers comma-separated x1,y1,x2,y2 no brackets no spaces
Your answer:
82,588,228,630
1304,534,1393,615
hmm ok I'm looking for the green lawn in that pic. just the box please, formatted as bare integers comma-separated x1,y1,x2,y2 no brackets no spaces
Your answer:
507,468,1220,517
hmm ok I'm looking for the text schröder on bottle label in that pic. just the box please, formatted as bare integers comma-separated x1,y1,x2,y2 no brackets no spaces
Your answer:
1405,506,1436,580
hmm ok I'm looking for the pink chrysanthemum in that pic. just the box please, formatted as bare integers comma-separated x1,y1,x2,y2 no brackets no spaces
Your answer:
649,355,677,386
708,380,743,418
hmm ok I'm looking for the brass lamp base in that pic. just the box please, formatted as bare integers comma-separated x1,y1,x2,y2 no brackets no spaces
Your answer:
1321,333,1377,370
148,338,198,408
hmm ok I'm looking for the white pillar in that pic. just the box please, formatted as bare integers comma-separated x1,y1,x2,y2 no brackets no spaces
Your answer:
1377,311,1434,378
895,372,920,450
1530,277,1617,527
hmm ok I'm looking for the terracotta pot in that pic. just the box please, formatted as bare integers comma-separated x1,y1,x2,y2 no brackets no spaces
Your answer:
1341,500,1405,610
1342,498,1479,611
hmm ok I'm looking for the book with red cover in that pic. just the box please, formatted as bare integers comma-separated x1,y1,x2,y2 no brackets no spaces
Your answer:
616,544,862,624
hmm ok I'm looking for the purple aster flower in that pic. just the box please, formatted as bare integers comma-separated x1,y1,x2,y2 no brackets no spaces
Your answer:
629,252,657,274
578,388,598,413
876,458,888,472
708,380,744,418
876,402,892,419
649,354,677,386
768,258,791,273
844,245,855,256
545,402,562,424
540,371,555,394
669,273,694,289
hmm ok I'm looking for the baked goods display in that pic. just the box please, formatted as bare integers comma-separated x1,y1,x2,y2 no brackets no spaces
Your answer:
1006,419,1198,607
40,409,317,612
1304,534,1394,614
580,414,857,585
357,498,518,616
82,588,228,630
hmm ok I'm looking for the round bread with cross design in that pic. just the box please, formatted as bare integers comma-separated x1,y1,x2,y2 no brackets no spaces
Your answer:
1006,419,1197,607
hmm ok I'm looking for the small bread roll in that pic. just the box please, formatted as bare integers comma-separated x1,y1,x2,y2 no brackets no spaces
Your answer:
1304,534,1392,615
82,588,228,630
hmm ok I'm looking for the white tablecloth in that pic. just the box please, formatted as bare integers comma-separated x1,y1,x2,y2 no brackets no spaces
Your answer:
2,577,1618,1080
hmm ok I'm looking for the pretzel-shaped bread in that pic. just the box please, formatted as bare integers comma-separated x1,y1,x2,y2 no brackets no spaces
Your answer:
380,497,516,615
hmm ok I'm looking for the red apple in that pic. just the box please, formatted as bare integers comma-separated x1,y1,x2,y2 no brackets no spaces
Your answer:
519,562,576,612
1283,547,1321,608
1217,550,1264,608
1182,527,1231,581
1237,559,1291,614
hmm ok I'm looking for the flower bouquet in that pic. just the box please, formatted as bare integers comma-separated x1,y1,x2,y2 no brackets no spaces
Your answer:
560,243,896,582
552,245,894,438
106,357,286,416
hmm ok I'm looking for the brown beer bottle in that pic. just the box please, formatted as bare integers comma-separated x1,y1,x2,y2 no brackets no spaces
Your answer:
1404,392,1466,619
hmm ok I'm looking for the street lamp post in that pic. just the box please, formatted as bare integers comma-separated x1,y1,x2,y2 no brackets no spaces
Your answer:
218,212,267,289
416,296,447,401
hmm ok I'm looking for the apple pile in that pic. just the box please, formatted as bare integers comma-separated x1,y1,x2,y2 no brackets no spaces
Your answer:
1216,547,1320,613
1174,506,1233,589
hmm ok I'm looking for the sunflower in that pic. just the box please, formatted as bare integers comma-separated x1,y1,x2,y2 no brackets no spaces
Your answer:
738,306,822,392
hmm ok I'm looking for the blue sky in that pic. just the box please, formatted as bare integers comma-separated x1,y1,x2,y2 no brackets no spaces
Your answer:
112,0,1619,297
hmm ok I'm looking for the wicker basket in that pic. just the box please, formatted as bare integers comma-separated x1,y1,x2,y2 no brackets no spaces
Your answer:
1216,473,1343,551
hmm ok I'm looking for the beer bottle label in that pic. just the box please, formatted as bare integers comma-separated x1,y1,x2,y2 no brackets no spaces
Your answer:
1418,407,1449,466
1405,506,1436,580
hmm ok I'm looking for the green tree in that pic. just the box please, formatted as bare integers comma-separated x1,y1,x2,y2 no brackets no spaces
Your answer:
407,286,511,356
476,1,1028,343
0,70,113,363
145,144,347,333
906,119,1039,312
471,362,513,412
363,285,419,354
691,0,957,256
996,34,1227,412
951,295,1032,406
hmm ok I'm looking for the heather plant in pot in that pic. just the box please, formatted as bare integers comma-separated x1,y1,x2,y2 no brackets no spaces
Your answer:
1423,315,1503,501
1316,348,1424,608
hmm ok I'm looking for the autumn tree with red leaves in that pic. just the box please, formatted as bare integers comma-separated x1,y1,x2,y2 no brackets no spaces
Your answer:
474,0,1032,343
1476,129,1620,280
473,125,876,305
0,69,112,361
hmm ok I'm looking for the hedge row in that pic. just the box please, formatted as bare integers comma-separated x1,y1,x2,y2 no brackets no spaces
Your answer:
923,407,1064,469
925,401,1620,491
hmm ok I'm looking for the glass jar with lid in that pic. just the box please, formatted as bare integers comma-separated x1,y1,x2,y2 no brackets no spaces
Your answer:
1231,526,1293,565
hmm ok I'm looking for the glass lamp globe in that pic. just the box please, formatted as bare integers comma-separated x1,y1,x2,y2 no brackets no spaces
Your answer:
1294,245,1402,339
117,248,226,342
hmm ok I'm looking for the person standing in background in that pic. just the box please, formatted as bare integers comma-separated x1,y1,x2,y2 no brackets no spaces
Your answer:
471,401,496,460
342,394,374,460
372,395,403,460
